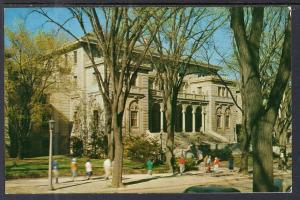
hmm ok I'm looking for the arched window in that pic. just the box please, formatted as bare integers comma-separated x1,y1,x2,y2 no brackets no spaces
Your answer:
130,101,139,127
216,107,222,128
225,108,230,128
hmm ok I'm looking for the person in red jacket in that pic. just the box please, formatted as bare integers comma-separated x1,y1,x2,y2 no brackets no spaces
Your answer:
213,157,220,172
178,155,186,175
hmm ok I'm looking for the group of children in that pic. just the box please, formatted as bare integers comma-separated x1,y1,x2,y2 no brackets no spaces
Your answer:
51,155,232,182
145,154,224,176
203,155,221,173
51,158,112,183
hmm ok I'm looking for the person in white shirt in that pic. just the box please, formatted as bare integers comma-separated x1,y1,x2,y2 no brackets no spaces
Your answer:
103,158,112,180
85,159,93,180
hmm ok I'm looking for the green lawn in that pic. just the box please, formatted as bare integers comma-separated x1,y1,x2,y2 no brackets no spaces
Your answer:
5,155,169,179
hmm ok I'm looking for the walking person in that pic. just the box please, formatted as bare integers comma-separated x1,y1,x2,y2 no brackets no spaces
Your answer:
178,155,186,175
70,158,78,181
103,158,111,180
85,159,93,180
52,160,59,184
206,155,212,173
146,158,154,176
213,157,220,173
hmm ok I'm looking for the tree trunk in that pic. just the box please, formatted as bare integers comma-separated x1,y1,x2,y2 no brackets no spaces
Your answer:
111,105,124,188
17,137,25,160
104,100,114,160
8,120,19,158
164,92,177,173
239,116,250,174
253,114,275,192
239,136,250,174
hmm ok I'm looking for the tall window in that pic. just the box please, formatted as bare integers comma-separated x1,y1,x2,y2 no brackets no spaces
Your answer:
225,108,230,128
130,111,138,127
73,51,77,64
130,101,139,127
216,107,222,128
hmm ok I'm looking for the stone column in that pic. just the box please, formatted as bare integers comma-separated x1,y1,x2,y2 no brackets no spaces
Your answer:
182,104,187,133
201,105,206,132
192,105,197,133
160,103,164,133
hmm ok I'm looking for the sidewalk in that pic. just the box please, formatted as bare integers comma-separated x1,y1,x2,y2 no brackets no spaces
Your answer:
5,169,291,194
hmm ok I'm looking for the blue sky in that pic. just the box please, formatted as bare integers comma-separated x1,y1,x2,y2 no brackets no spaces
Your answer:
4,7,233,68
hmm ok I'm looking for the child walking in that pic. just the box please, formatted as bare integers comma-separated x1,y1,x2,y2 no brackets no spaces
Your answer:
70,158,78,181
85,159,93,180
146,159,154,176
52,160,59,183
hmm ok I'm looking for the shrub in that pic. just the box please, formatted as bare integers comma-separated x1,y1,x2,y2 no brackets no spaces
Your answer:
199,144,212,157
185,158,198,171
70,136,84,157
87,126,107,159
124,133,160,162
211,145,232,161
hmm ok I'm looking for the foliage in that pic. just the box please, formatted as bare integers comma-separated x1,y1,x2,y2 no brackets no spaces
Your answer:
198,144,232,161
124,134,160,162
199,144,212,157
211,145,233,161
5,23,69,159
87,126,108,159
70,136,84,157
184,158,198,171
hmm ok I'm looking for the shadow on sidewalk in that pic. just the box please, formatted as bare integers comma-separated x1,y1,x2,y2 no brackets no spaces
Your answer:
53,181,93,190
124,177,159,185
123,173,191,186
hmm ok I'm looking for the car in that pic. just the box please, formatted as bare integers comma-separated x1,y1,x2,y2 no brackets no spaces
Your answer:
183,185,240,193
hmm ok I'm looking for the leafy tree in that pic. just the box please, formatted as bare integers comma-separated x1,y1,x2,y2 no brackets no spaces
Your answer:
5,24,69,159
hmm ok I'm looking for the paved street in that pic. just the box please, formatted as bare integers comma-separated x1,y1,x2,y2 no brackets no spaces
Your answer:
5,168,291,194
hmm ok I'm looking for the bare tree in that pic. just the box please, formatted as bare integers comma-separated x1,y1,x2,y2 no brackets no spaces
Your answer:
230,7,291,192
35,7,167,187
146,7,225,172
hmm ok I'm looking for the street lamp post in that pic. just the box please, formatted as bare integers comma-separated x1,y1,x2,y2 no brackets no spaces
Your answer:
160,132,163,162
48,119,55,190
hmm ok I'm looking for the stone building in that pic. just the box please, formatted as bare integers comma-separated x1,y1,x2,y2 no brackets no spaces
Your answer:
48,37,242,155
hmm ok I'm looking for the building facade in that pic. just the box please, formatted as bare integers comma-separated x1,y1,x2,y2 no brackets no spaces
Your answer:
48,39,242,155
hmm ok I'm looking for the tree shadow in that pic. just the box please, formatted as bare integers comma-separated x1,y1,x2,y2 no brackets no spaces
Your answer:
123,172,195,186
53,181,93,190
123,176,160,186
